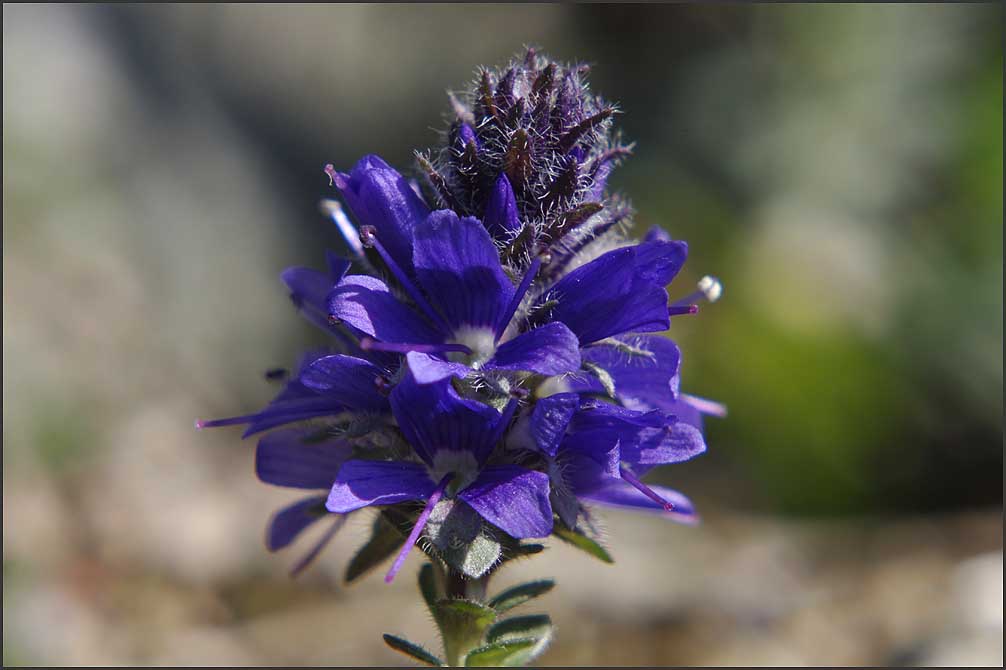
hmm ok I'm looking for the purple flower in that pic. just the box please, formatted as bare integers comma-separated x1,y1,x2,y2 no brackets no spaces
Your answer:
200,49,724,586
515,392,705,528
326,373,553,581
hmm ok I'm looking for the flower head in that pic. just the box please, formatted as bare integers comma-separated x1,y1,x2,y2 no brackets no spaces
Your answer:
200,48,723,583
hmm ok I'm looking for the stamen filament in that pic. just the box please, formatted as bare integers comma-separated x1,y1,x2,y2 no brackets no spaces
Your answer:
619,465,675,511
359,337,472,355
681,393,728,418
360,226,451,334
495,257,542,341
385,472,454,583
671,275,723,308
290,514,347,578
320,198,365,259
668,304,699,317
195,414,256,430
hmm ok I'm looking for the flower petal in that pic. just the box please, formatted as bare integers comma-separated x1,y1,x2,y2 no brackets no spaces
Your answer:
412,210,515,331
488,322,581,375
300,354,389,412
256,427,353,489
282,266,342,335
622,421,707,475
405,351,469,385
326,460,437,513
528,393,578,457
546,242,688,344
390,374,505,465
335,155,429,275
569,335,682,411
328,275,442,343
458,465,554,539
576,478,698,525
265,495,328,551
483,173,521,239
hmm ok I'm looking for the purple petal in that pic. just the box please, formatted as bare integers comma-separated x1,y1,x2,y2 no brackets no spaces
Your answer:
529,393,578,457
300,354,389,412
488,322,581,375
571,335,682,411
546,241,689,344
326,460,436,513
459,465,554,539
390,374,504,465
256,427,352,489
624,421,707,474
266,495,328,551
328,275,442,344
483,173,521,239
412,210,515,331
643,226,672,244
334,155,429,275
281,266,340,334
241,396,345,437
576,478,698,525
568,402,665,468
405,351,469,384
633,239,688,287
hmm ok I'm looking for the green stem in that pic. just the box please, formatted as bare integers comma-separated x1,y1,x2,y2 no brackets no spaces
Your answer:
439,568,492,666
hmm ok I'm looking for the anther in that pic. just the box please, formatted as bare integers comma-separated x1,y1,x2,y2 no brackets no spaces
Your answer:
359,225,377,249
671,275,723,308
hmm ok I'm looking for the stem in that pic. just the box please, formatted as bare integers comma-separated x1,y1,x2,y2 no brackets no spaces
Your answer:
439,567,492,666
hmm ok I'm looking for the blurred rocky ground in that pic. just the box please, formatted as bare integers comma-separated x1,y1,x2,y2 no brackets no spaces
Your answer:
3,4,1002,666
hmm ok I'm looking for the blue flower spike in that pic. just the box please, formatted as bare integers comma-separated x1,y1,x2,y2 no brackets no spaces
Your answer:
198,48,723,667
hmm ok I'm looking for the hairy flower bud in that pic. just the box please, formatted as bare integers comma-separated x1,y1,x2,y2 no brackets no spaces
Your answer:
421,48,634,261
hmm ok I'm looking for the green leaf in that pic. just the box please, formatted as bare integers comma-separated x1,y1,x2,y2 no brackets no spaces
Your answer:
464,639,540,667
418,563,439,614
382,633,443,667
433,599,497,666
345,514,405,583
553,525,614,563
487,580,555,613
486,615,552,644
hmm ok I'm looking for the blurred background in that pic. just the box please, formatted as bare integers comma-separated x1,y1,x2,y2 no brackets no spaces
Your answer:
3,4,1002,666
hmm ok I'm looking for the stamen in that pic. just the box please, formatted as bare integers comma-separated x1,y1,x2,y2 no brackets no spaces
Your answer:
320,198,365,259
619,465,675,512
494,256,542,341
359,337,472,356
667,304,699,317
681,393,728,418
671,275,723,308
385,473,454,583
195,414,257,430
290,514,347,578
358,225,451,334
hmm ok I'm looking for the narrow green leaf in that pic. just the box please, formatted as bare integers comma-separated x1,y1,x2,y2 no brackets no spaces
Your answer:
433,599,497,628
486,615,552,644
345,514,404,583
464,639,539,667
382,633,443,667
553,525,614,563
418,563,439,614
434,599,497,666
487,580,555,613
